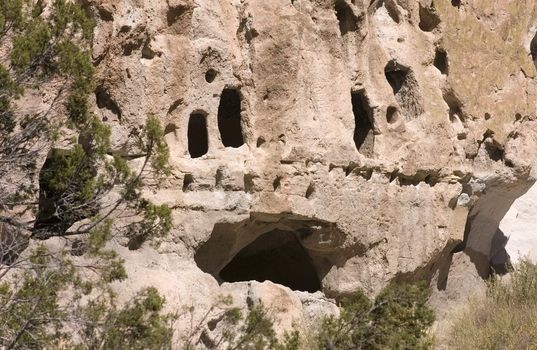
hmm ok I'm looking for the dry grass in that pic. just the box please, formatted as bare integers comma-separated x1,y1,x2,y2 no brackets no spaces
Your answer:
448,260,537,350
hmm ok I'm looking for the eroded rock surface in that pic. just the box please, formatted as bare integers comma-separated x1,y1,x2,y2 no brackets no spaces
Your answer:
500,182,537,263
16,0,537,341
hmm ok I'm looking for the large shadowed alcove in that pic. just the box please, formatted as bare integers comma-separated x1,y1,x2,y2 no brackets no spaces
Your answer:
194,214,367,295
187,112,208,158
452,182,534,279
352,90,374,157
33,149,98,237
217,88,244,148
220,230,321,292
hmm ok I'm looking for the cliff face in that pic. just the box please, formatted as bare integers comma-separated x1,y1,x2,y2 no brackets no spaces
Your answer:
82,0,537,332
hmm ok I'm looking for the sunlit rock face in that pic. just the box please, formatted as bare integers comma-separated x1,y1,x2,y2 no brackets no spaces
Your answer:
82,0,537,335
501,183,537,263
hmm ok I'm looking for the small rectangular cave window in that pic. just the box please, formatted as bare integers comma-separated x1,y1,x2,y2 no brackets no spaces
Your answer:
187,113,209,158
352,90,374,157
217,88,244,148
434,49,448,75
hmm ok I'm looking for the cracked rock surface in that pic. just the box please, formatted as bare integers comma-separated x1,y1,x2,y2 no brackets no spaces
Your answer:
81,0,537,336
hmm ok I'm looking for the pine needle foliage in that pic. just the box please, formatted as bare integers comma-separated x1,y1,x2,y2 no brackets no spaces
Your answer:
315,282,434,350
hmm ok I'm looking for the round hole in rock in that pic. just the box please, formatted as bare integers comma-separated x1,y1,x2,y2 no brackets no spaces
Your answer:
219,229,321,292
205,69,217,83
256,137,266,147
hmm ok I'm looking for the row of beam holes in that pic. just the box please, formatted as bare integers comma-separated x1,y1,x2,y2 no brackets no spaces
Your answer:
187,88,244,158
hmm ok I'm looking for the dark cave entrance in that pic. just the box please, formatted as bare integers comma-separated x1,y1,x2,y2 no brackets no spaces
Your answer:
385,65,408,95
335,0,358,36
217,88,244,148
530,32,537,70
352,90,374,157
34,149,97,237
434,49,448,75
418,3,440,32
219,229,321,293
188,112,208,158
384,61,424,120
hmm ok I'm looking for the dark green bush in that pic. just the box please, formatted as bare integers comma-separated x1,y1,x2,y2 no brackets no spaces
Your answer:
316,282,434,350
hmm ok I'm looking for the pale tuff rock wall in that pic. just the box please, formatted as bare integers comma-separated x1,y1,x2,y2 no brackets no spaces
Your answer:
500,182,537,263
83,0,537,330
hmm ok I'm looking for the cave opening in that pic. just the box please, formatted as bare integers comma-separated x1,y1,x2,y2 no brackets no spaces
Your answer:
418,3,440,32
335,0,358,36
443,90,465,123
352,90,374,157
385,65,408,95
434,49,448,75
530,32,537,70
385,62,424,120
187,113,208,158
34,149,97,237
205,69,217,83
219,229,321,292
386,105,399,124
217,88,244,148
